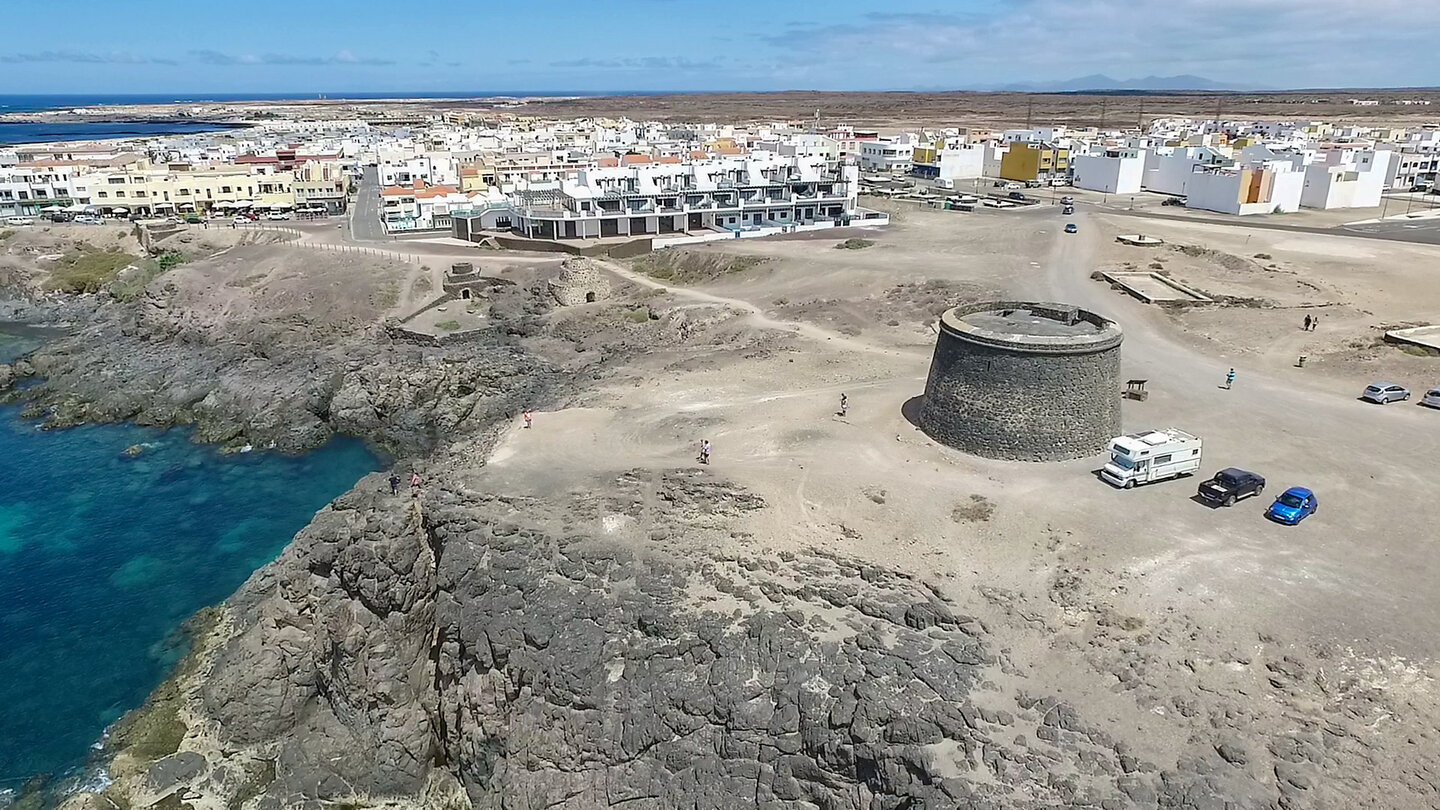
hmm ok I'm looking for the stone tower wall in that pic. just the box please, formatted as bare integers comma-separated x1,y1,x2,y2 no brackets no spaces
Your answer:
919,303,1122,461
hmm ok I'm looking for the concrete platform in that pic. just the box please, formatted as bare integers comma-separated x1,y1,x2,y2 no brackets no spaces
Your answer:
1384,323,1440,351
1102,272,1211,304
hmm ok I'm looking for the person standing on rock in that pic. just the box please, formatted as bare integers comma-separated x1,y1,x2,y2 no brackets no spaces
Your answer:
389,472,400,495
699,439,711,465
523,409,533,429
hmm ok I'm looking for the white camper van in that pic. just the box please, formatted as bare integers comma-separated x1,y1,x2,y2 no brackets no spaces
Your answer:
1100,428,1203,489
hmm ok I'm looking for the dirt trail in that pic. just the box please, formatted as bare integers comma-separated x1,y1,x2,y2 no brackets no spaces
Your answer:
596,256,918,358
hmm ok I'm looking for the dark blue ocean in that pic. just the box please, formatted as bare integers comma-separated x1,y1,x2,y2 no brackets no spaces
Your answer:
0,330,379,793
0,92,617,114
0,121,243,146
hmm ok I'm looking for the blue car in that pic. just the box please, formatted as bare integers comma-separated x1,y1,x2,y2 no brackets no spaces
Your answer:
1266,487,1318,525
1064,223,1078,233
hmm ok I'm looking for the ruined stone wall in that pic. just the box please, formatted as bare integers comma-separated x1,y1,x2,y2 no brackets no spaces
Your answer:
919,307,1122,461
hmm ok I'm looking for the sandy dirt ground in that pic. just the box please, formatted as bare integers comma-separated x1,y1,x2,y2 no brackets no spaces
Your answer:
464,200,1440,801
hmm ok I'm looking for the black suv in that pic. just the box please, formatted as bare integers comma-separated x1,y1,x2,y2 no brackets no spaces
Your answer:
1198,468,1265,506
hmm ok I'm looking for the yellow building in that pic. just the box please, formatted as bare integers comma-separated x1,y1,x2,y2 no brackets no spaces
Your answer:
458,162,495,193
82,165,298,215
998,143,1070,181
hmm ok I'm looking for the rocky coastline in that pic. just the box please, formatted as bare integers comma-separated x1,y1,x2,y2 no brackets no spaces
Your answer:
3,234,1432,810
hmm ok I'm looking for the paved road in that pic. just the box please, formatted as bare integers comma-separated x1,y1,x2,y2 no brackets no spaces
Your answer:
1022,205,1440,657
348,165,387,242
1092,203,1440,246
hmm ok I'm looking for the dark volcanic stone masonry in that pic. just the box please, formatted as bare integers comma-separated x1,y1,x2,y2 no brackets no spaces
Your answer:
919,302,1123,461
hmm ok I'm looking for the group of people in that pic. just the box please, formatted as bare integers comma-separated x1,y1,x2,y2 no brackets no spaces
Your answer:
388,470,423,496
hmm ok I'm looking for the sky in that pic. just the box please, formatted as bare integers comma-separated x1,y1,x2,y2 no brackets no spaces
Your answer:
2,0,1440,94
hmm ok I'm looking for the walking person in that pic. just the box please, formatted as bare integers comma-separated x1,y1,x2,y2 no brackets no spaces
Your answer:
1224,368,1236,390
410,471,422,497
698,439,711,465
389,472,400,495
839,393,848,418
523,409,533,429
1303,314,1312,331
1310,314,1319,331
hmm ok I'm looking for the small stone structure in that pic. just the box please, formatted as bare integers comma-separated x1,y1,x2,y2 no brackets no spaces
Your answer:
1115,234,1165,247
919,302,1123,461
548,257,611,306
443,262,489,300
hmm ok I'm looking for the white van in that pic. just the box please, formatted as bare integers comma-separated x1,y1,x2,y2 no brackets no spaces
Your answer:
1100,428,1203,488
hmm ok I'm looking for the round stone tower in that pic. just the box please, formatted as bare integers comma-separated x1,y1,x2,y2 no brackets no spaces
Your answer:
918,301,1123,461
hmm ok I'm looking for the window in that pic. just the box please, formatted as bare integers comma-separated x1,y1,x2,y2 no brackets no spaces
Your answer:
115,191,125,197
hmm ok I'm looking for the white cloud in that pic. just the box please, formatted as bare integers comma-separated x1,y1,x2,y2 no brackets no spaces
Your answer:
773,1,1440,87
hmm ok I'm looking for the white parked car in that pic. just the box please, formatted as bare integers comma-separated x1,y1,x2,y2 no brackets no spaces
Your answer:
73,215,102,225
4,216,35,226
1422,387,1440,409
232,215,251,225
1361,382,1410,404
265,211,292,220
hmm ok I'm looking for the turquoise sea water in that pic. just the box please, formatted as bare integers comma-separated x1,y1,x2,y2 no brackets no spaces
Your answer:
0,333,379,788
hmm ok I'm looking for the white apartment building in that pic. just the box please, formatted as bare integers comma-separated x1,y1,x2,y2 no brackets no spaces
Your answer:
1383,146,1439,189
921,145,986,181
1071,149,1146,194
1143,146,1231,196
453,153,868,241
858,140,913,173
0,162,84,216
1186,162,1303,216
1299,149,1390,209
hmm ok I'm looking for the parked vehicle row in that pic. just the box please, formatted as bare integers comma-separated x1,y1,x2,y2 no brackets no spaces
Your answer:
1361,381,1440,408
1101,428,1318,525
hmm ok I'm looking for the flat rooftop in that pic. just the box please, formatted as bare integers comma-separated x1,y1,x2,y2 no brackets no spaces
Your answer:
963,308,1103,337
938,302,1123,353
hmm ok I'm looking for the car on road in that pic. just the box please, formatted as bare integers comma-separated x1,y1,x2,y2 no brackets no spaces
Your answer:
1002,182,1022,190
265,211,292,220
1361,382,1410,404
1197,467,1265,507
1007,191,1028,201
1422,387,1440,409
4,216,34,226
232,215,251,225
1064,223,1078,233
1161,197,1185,207
1024,179,1043,188
1266,487,1318,525
74,215,102,225
183,215,203,224
1062,205,1075,215
1050,178,1069,187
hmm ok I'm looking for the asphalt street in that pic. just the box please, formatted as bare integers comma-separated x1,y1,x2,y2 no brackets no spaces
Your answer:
348,165,387,242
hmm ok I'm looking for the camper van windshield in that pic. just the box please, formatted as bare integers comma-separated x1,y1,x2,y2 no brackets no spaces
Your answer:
1110,454,1136,470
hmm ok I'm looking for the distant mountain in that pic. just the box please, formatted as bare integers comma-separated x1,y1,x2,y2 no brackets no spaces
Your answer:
992,74,1254,93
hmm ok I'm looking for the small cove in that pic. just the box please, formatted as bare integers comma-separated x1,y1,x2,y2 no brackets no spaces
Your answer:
0,331,380,792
